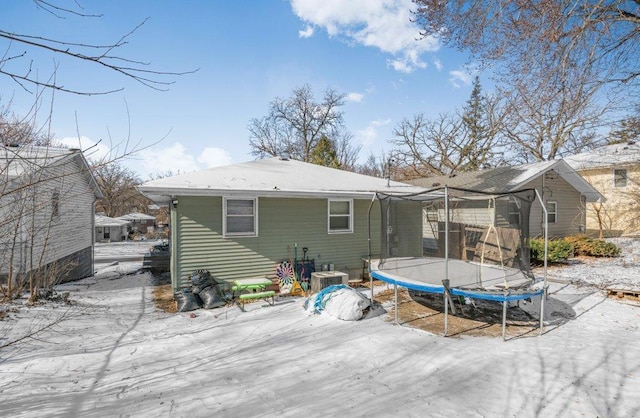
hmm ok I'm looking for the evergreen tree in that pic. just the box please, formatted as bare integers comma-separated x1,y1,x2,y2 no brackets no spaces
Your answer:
460,76,493,171
310,135,341,168
609,112,640,145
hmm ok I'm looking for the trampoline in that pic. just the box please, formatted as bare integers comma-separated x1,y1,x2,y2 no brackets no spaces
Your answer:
367,186,549,340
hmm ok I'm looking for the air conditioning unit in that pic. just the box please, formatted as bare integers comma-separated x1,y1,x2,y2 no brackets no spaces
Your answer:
311,271,349,294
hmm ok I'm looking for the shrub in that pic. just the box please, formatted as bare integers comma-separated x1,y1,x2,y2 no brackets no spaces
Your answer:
530,238,574,264
565,235,621,257
530,235,621,264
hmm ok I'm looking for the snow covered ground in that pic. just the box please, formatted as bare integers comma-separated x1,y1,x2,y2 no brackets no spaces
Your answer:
1,240,639,417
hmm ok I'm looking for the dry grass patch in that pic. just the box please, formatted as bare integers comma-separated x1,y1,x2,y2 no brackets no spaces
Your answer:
376,287,540,339
152,284,177,313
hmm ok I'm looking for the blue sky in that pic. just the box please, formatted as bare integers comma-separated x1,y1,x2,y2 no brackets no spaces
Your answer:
1,0,478,178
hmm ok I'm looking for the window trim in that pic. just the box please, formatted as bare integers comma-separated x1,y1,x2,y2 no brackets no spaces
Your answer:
51,190,60,218
328,199,353,234
613,168,628,188
546,201,557,224
508,197,521,226
223,197,258,237
425,204,439,222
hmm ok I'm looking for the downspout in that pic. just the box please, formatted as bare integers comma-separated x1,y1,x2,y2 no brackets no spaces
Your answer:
367,193,376,303
170,197,178,290
92,200,97,275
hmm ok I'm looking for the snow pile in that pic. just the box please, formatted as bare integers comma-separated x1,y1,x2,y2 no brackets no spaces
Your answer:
306,284,371,320
1,241,639,416
541,238,640,290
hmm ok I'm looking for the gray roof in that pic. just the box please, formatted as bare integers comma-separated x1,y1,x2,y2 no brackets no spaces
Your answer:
407,159,603,202
564,142,640,170
1,145,71,176
95,214,131,227
1,144,103,198
117,212,156,221
138,157,425,203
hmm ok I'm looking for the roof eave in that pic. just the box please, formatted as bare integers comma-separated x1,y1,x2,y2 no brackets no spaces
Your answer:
137,185,402,202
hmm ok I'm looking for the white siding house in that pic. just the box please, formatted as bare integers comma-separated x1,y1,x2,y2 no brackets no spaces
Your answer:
1,145,102,287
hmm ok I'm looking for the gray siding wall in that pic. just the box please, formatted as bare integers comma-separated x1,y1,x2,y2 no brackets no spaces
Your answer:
172,196,384,289
525,176,586,238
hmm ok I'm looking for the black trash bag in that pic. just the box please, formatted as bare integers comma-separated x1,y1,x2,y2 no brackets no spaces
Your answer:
191,269,220,294
175,289,202,312
199,285,226,309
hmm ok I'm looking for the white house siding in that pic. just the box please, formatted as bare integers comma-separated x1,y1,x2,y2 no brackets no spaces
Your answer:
171,195,384,289
0,154,95,282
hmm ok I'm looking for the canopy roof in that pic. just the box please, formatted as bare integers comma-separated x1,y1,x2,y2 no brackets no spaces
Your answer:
407,160,602,202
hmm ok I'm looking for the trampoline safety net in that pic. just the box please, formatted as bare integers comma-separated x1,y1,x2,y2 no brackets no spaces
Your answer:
372,187,537,292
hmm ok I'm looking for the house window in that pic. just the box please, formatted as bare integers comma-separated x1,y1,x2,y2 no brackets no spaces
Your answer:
546,201,557,224
425,204,439,222
224,198,257,237
614,169,627,188
51,191,60,218
508,197,521,226
328,199,353,233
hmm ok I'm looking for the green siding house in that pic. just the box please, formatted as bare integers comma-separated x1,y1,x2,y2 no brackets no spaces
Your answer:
138,157,424,290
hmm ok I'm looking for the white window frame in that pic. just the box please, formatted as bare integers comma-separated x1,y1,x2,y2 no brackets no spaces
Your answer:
328,199,353,234
223,197,258,237
546,201,557,224
51,190,60,218
613,168,628,188
508,197,521,226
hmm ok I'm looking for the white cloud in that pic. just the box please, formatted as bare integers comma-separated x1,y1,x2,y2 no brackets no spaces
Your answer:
197,147,234,168
290,0,439,73
345,92,364,103
56,136,112,162
449,69,474,88
299,25,315,38
55,136,234,179
138,142,200,177
356,118,392,147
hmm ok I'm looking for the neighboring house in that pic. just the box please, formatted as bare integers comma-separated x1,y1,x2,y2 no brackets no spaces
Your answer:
138,157,424,290
95,214,130,242
565,142,640,237
407,159,603,239
0,145,103,284
116,211,157,236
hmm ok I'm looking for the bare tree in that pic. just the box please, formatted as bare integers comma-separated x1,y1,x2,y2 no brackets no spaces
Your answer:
248,84,360,167
391,80,503,178
609,107,640,144
93,162,150,218
413,0,640,94
0,2,192,303
413,0,637,161
0,1,196,95
498,68,607,162
355,152,392,178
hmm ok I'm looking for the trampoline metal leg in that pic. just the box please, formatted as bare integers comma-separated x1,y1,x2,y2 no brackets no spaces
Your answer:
502,300,507,341
539,285,547,336
394,283,398,325
444,293,448,337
